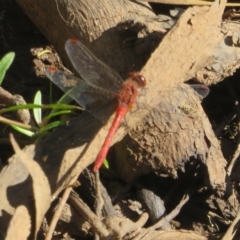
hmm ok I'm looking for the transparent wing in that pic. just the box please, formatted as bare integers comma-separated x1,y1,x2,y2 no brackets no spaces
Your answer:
45,68,117,119
189,84,210,100
65,39,123,93
120,83,210,179
127,83,210,135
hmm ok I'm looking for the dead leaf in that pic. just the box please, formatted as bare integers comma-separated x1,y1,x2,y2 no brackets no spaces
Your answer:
10,134,51,239
5,205,31,240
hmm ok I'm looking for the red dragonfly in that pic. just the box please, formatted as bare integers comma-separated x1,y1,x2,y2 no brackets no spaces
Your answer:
45,39,146,171
45,39,209,172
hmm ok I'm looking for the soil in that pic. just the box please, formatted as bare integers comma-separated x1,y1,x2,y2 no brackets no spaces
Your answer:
0,1,66,160
1,1,240,239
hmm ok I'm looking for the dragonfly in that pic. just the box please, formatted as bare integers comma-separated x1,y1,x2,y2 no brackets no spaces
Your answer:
45,39,209,172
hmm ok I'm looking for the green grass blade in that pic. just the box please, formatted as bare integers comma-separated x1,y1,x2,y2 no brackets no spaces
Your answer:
57,91,73,104
0,52,15,85
11,125,35,137
49,89,75,115
38,121,62,134
103,159,109,169
33,91,42,125
42,110,72,123
0,103,82,114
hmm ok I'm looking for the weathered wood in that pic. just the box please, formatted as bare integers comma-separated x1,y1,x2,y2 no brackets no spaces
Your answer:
0,0,232,237
15,0,156,77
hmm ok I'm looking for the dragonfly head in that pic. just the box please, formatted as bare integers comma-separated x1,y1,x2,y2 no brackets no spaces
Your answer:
128,72,147,88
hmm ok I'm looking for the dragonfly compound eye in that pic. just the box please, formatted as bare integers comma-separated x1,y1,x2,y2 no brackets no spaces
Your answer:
128,72,147,87
138,75,147,87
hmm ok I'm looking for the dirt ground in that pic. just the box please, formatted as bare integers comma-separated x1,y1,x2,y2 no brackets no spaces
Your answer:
1,0,240,239
0,1,66,159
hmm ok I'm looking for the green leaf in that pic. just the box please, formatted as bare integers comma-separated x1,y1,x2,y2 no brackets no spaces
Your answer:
0,103,82,114
38,121,62,134
103,159,109,169
11,125,35,137
42,110,72,123
57,90,73,104
33,91,42,126
49,89,76,115
0,52,15,85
